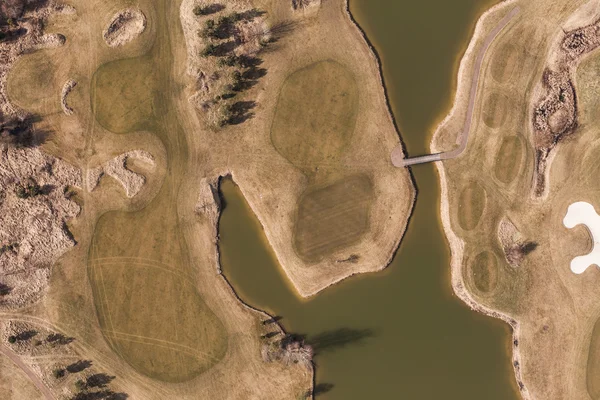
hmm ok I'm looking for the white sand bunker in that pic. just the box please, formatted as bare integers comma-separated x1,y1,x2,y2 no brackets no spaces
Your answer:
87,150,155,198
103,8,147,47
563,201,600,273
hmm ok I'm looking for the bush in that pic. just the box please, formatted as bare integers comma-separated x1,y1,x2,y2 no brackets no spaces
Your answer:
200,43,217,57
53,368,65,379
8,336,16,344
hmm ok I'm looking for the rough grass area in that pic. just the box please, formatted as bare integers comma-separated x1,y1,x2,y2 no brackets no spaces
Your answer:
7,50,59,113
89,196,228,382
294,174,373,262
588,317,600,399
433,3,600,399
494,135,523,184
457,181,486,231
92,55,159,134
482,92,507,129
270,60,358,171
468,251,498,294
0,352,44,399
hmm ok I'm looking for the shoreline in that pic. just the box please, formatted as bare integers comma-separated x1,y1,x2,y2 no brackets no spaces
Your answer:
430,0,530,398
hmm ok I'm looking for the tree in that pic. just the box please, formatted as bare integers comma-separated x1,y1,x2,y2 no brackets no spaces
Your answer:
53,368,65,379
7,336,16,344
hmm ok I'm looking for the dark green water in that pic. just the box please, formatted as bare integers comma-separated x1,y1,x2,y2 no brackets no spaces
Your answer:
219,1,520,399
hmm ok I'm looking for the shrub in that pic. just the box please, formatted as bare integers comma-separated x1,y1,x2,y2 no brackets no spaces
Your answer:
53,368,65,379
8,336,16,344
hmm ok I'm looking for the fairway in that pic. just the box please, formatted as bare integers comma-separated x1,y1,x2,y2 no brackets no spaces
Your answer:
270,60,358,170
294,175,373,262
92,55,159,134
89,195,228,382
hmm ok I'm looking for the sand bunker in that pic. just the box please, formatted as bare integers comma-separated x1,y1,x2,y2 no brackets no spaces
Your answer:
103,8,147,47
60,79,77,116
87,150,155,198
563,201,600,274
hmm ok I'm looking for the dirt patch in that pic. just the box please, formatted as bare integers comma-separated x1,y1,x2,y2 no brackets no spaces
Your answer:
531,17,600,197
497,217,537,268
294,174,373,262
86,150,155,198
0,145,81,309
60,79,76,116
102,8,147,48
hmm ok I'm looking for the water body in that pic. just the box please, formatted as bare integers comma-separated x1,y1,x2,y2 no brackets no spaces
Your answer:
219,0,520,399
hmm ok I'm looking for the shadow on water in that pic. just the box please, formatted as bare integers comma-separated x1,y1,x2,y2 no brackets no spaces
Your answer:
217,0,520,398
307,328,375,355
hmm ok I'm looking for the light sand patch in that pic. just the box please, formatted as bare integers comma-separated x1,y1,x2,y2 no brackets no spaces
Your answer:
102,8,147,48
563,201,600,274
86,150,155,198
59,79,77,116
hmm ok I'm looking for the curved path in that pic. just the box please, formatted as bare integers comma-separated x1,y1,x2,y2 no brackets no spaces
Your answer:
391,7,520,167
0,344,54,400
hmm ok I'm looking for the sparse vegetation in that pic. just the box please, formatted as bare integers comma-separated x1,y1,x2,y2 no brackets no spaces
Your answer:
15,179,42,199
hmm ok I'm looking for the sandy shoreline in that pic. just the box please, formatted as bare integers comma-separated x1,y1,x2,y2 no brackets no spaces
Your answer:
430,0,530,398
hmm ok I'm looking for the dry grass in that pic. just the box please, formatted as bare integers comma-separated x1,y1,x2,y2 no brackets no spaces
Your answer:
432,0,600,398
294,174,373,262
494,135,524,184
91,55,158,134
0,0,414,397
0,352,44,399
270,59,358,171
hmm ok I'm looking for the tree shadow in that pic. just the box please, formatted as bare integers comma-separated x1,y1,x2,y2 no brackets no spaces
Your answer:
86,373,115,388
262,315,282,325
194,3,224,16
0,283,11,296
47,332,75,345
261,331,280,339
15,330,37,341
307,328,375,355
66,360,92,373
224,101,256,125
72,391,128,400
0,114,51,148
304,383,334,398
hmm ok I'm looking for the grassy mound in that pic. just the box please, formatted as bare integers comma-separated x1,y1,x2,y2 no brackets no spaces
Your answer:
270,60,358,171
92,55,160,134
7,50,59,113
494,135,523,184
469,251,498,294
482,92,507,129
457,181,486,231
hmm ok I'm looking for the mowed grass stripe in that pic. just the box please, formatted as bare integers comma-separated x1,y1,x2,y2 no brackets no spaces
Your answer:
295,175,373,262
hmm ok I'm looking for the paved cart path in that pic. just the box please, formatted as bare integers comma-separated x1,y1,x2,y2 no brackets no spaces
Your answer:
391,7,520,167
0,344,54,400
